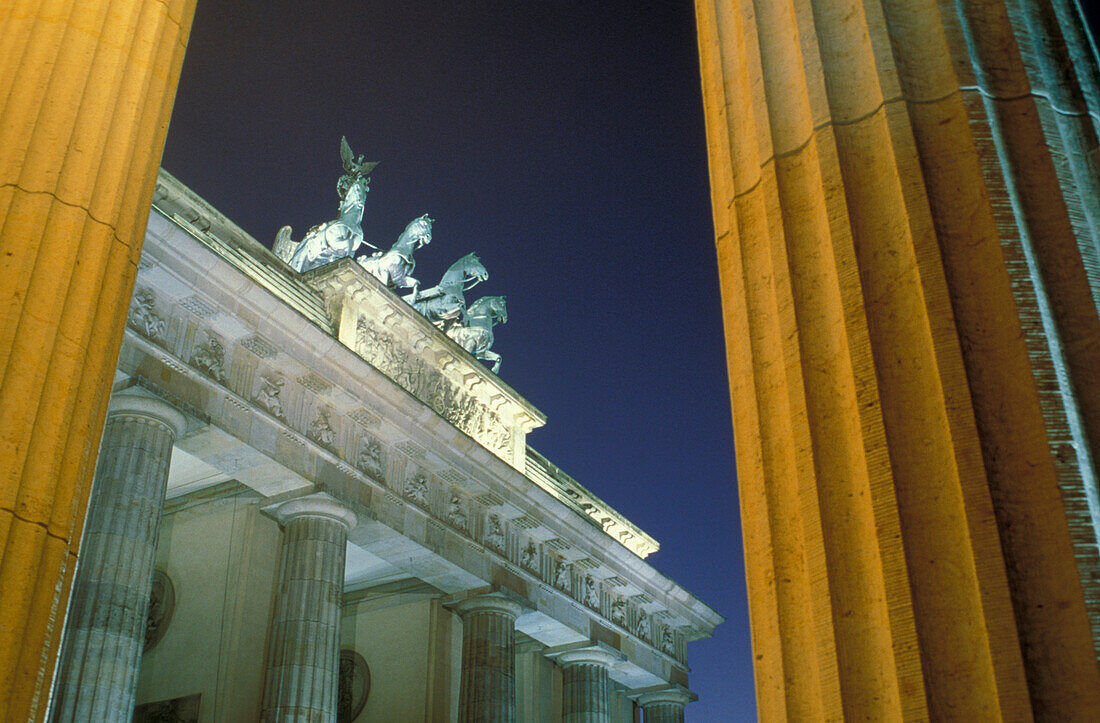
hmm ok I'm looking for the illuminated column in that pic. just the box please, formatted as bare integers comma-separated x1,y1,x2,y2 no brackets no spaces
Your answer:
554,644,621,723
261,495,356,721
451,594,524,722
636,686,694,723
50,391,187,722
0,2,197,718
694,0,1100,718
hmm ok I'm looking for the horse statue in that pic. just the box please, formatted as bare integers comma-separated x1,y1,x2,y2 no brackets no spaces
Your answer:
274,137,378,272
447,295,507,372
405,252,488,330
358,214,433,297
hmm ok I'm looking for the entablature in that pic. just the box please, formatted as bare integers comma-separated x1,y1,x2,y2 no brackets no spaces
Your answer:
128,171,722,674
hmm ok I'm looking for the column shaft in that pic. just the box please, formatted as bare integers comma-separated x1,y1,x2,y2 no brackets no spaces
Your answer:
456,601,520,722
262,513,349,721
50,395,185,721
0,3,197,718
562,662,611,723
694,0,1100,716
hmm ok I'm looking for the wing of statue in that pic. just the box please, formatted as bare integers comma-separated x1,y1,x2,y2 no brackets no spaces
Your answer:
273,225,297,263
340,136,355,172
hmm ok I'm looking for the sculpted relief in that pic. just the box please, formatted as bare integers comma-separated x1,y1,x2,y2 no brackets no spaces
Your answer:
255,376,285,420
356,435,385,481
485,515,505,551
190,333,227,383
355,317,514,461
403,473,429,507
128,287,167,344
308,408,337,449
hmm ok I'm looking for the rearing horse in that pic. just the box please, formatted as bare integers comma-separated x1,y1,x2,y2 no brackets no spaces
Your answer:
358,214,434,297
407,252,488,330
447,295,507,372
275,137,379,272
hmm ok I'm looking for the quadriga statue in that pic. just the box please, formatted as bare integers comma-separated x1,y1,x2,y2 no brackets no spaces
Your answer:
358,214,433,298
406,252,488,331
274,137,378,272
447,295,506,373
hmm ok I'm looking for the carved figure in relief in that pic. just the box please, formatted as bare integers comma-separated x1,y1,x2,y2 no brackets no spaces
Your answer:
308,408,337,448
611,597,626,626
485,515,505,551
355,318,514,458
447,295,507,372
636,613,650,640
127,287,166,343
403,473,429,505
356,436,385,480
584,576,600,608
407,252,488,331
446,492,467,530
661,628,675,655
554,559,571,591
358,214,433,297
275,137,379,273
190,334,227,382
254,376,285,419
521,542,537,570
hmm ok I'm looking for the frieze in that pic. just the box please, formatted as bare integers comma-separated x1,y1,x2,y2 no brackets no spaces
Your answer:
437,468,467,484
520,541,538,571
254,375,286,420
347,407,380,428
190,332,227,383
307,407,337,450
179,294,218,318
553,558,572,592
128,287,167,344
355,434,385,481
355,317,514,461
660,627,675,656
403,472,429,507
583,575,600,609
298,372,333,395
445,491,468,531
395,440,427,460
611,597,627,626
240,333,279,359
484,514,505,552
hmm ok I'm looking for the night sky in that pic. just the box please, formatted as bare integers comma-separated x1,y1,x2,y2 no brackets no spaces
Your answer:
160,1,749,719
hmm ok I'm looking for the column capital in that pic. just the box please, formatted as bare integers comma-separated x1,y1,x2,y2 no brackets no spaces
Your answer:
445,587,528,619
634,683,697,708
545,639,624,669
108,389,188,438
262,492,357,531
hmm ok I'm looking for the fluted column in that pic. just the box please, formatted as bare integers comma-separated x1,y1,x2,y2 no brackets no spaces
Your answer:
50,390,187,722
450,593,524,722
694,0,1100,717
0,3,197,718
637,686,695,723
261,494,356,722
552,643,622,723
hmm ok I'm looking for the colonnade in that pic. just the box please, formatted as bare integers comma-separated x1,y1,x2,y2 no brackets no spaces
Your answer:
46,389,693,721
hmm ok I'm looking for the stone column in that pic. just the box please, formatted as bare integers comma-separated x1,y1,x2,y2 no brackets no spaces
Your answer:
450,593,525,722
0,4,197,717
50,390,187,722
261,494,356,722
637,686,695,723
694,0,1100,717
553,644,622,723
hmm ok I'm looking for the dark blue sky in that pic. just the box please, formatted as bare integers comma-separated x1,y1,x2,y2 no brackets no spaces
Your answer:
161,1,749,718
